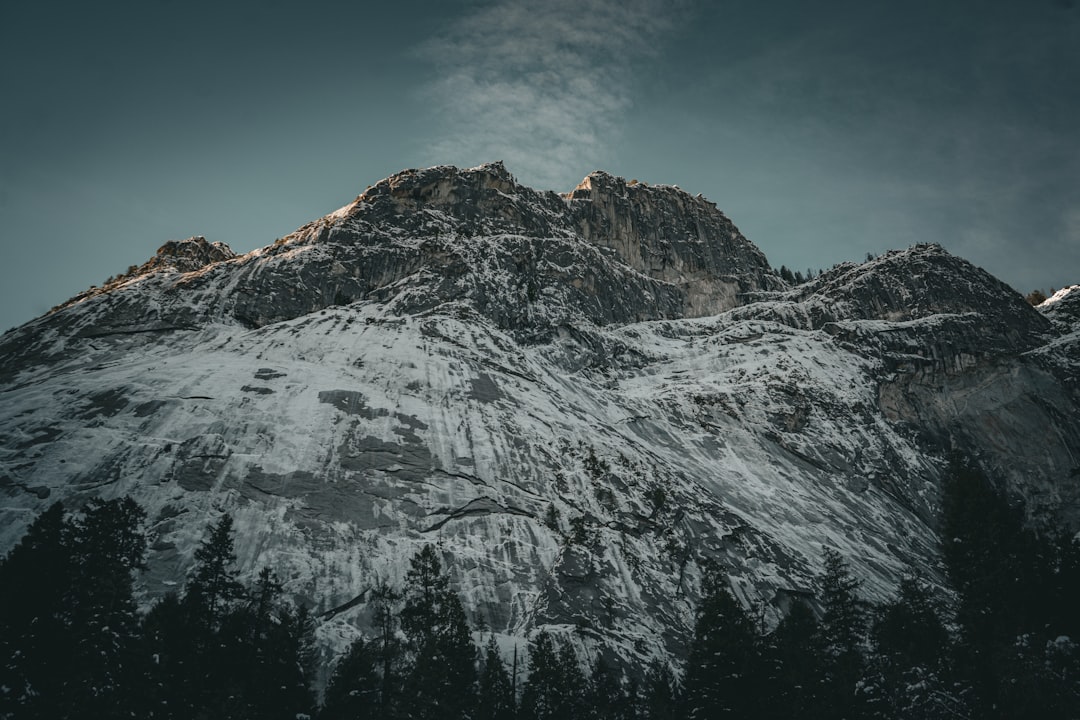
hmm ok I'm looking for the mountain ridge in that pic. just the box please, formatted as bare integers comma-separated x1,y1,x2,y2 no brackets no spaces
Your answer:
1,163,1077,676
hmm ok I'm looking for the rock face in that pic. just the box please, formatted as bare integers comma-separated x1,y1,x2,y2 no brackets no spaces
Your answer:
1,163,1078,676
565,171,784,316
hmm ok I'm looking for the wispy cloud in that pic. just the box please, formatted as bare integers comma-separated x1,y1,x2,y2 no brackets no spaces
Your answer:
417,0,681,190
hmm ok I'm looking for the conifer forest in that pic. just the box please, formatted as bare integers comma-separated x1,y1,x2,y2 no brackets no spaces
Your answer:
2,462,1079,720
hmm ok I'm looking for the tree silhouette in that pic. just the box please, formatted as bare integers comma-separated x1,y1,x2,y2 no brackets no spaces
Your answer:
477,633,516,720
817,548,868,719
682,569,762,719
0,501,72,719
400,544,478,719
762,599,825,719
322,635,381,720
185,513,246,626
521,631,587,720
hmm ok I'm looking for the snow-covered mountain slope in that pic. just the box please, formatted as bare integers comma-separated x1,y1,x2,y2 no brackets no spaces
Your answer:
1,163,1077,672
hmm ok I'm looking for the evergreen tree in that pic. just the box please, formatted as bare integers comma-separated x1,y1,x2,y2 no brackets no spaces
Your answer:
872,575,948,671
223,567,316,719
520,632,558,720
941,460,1044,716
281,604,319,714
322,636,381,720
865,576,961,720
477,633,516,720
681,569,762,719
168,513,248,716
61,497,148,719
520,631,587,720
370,581,405,719
762,599,825,719
942,462,1035,642
0,501,72,719
185,513,246,626
585,655,624,720
146,512,281,718
558,643,589,719
0,497,148,719
140,591,199,719
1047,533,1080,639
996,634,1080,720
641,660,678,720
621,677,642,720
940,459,1080,718
400,544,478,719
817,548,868,719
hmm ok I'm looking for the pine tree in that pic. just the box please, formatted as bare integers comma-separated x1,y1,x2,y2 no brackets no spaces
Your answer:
477,633,516,720
176,513,248,717
996,634,1080,720
942,461,1034,644
185,513,246,626
0,501,72,718
323,636,381,720
520,631,586,720
941,460,1080,717
872,575,948,670
559,643,589,719
280,604,318,715
817,548,868,719
0,498,149,719
141,591,199,719
641,660,678,720
681,569,762,719
225,567,316,720
371,581,405,719
865,575,959,720
61,497,148,720
762,599,825,719
585,655,625,720
400,544,478,720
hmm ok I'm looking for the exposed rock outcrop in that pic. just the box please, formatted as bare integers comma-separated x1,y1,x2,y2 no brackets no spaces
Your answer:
565,171,784,316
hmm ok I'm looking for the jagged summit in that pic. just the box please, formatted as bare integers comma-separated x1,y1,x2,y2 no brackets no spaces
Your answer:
148,236,236,274
4,164,785,371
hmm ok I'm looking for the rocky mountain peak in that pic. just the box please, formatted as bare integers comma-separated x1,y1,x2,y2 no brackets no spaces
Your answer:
184,164,782,330
1,163,1079,690
315,161,562,239
147,236,237,274
791,243,1051,345
295,164,780,321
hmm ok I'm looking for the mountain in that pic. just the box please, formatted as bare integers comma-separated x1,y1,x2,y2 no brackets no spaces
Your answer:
1,162,1078,675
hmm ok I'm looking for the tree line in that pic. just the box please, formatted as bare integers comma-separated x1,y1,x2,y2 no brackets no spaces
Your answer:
0,502,314,719
2,460,1079,719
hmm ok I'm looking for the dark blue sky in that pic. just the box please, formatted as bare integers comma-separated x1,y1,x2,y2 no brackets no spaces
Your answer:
2,0,1078,332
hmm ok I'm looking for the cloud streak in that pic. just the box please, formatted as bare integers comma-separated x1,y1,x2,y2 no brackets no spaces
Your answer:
418,0,680,190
